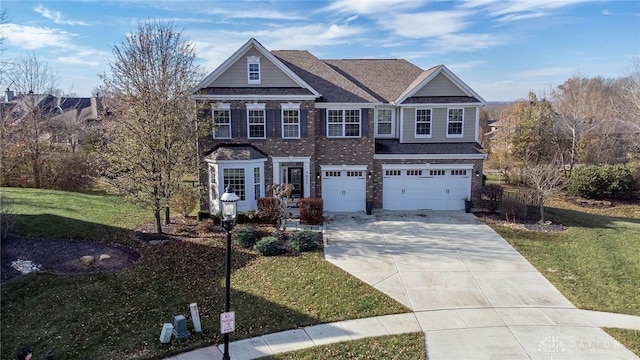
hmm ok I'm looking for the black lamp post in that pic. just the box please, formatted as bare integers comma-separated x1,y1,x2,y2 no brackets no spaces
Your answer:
220,185,239,360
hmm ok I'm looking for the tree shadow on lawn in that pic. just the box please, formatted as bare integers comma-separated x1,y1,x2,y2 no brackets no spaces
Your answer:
543,206,640,229
1,216,320,360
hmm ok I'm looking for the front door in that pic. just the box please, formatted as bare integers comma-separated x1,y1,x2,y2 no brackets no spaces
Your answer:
288,167,303,198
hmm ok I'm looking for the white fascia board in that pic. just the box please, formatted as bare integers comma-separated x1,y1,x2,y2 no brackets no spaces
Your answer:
191,94,318,101
396,65,486,105
382,163,474,170
315,103,380,109
398,103,482,107
374,153,487,160
192,38,322,98
320,164,368,171
272,156,310,163
205,158,267,166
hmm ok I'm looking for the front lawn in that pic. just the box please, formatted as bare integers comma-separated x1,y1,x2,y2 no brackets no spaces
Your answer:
0,188,407,359
486,194,640,354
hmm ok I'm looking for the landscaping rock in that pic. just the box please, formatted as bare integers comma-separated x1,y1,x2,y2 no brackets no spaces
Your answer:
149,240,161,246
80,255,95,266
99,254,111,261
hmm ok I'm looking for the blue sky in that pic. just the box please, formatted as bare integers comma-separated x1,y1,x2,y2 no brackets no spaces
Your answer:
1,0,638,101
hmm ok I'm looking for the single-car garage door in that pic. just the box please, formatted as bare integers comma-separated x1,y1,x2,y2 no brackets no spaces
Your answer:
322,169,366,212
383,167,471,210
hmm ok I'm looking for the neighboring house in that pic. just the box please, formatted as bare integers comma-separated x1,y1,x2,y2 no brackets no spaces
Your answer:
1,89,103,150
192,38,487,215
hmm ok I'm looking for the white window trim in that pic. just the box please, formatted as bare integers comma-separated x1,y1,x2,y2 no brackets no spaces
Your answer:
447,107,464,138
375,107,395,138
326,108,361,138
206,158,266,213
246,103,266,139
415,108,432,138
281,102,301,139
247,56,261,85
211,103,231,139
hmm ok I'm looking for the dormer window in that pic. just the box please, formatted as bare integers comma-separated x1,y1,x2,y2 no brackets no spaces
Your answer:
247,56,261,84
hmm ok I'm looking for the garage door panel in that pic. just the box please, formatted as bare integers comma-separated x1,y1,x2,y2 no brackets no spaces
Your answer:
322,169,366,212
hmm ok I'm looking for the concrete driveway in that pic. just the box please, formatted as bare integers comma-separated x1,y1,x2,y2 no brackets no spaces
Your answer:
324,211,639,360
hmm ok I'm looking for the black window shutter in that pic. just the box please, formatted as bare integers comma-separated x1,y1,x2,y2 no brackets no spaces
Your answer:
319,109,326,136
300,109,308,137
274,110,282,137
361,108,369,137
232,109,246,138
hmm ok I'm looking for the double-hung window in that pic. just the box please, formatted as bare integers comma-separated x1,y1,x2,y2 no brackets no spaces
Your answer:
247,56,261,84
223,168,245,201
327,109,361,138
447,108,464,138
376,108,394,137
415,108,432,137
212,103,231,139
247,103,266,139
281,103,300,139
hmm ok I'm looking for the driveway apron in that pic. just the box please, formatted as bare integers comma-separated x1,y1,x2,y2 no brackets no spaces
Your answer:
324,211,639,360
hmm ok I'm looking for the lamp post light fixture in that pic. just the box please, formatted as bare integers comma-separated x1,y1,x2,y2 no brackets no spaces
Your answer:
220,185,239,360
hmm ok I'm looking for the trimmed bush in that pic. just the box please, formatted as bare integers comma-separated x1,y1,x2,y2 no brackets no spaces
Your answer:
298,197,324,225
568,164,636,199
236,226,258,248
499,195,528,222
478,184,504,212
568,165,608,199
605,164,635,199
256,236,280,256
288,230,318,252
170,187,199,217
257,197,282,224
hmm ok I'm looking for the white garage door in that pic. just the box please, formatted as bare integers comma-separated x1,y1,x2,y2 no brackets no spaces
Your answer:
383,167,471,210
322,170,366,212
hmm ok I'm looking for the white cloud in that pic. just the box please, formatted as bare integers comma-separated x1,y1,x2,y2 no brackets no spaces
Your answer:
380,11,470,38
429,33,504,52
448,60,484,72
461,0,594,22
322,0,426,16
202,7,305,20
57,57,100,67
34,5,90,26
0,23,73,50
249,23,365,50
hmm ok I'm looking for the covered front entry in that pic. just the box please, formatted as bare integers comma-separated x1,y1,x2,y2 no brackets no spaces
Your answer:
321,165,367,212
382,164,472,210
272,157,311,199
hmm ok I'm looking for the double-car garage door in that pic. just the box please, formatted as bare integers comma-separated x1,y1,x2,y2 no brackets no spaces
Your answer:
321,165,472,212
382,166,471,211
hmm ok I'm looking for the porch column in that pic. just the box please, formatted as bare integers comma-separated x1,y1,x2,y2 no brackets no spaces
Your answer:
303,160,311,198
272,158,281,185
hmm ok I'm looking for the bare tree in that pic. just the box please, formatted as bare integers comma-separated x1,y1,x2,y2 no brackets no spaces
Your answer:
1,53,58,188
102,20,200,233
615,58,640,150
553,75,620,170
523,158,565,223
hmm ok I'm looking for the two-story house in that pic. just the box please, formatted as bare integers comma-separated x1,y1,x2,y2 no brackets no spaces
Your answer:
192,38,487,215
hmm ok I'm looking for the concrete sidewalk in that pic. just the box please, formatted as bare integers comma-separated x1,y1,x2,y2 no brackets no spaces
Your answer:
167,211,640,360
168,309,640,360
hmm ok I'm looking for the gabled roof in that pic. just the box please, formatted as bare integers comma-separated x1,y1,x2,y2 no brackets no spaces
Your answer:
204,143,268,161
395,65,486,104
192,38,321,98
272,51,380,103
323,59,423,103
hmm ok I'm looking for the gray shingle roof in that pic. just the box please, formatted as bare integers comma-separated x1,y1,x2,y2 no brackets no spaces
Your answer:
375,139,485,155
272,50,380,103
204,144,268,160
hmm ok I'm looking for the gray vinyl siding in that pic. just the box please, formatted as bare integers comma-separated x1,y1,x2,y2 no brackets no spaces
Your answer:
402,106,477,143
414,73,466,97
213,48,299,88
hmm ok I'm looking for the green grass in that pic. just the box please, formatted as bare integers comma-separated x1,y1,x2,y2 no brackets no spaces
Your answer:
491,202,640,316
258,333,426,360
0,187,407,360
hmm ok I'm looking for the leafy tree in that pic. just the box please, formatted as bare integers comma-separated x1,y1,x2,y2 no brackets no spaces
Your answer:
102,20,201,233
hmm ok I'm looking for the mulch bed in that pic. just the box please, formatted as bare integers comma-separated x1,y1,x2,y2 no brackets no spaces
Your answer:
1,234,140,283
